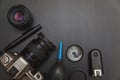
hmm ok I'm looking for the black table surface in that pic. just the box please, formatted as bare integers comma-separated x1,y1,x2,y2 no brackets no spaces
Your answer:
0,0,120,80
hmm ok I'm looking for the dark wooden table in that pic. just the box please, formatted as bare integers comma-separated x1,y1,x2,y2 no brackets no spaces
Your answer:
0,0,120,80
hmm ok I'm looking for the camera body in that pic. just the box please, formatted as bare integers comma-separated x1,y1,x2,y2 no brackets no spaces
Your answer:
0,52,43,80
0,33,56,80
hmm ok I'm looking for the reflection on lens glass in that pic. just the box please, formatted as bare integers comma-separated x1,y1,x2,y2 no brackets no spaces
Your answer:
14,11,24,22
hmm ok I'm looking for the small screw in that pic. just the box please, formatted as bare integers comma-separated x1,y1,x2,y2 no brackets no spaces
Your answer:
94,52,98,57
36,74,40,78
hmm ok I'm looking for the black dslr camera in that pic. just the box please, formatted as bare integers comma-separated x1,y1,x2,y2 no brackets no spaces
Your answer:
0,33,55,80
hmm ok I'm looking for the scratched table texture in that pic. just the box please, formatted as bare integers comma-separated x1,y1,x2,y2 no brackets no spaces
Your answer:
0,0,120,80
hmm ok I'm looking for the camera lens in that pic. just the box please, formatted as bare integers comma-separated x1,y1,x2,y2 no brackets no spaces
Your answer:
20,33,56,68
7,5,33,30
14,11,24,22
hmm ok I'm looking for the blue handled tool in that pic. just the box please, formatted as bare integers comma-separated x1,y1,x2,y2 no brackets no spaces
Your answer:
49,41,65,80
58,41,63,61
